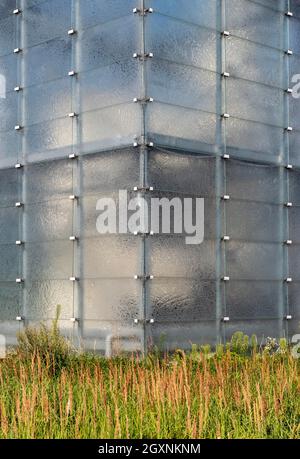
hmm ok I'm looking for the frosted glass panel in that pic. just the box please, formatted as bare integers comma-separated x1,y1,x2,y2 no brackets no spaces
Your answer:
0,54,17,93
80,192,136,238
80,104,141,153
148,279,216,321
81,236,140,279
22,0,72,48
78,15,138,72
147,0,218,29
0,1,17,18
82,279,140,322
288,207,300,243
0,90,18,133
146,193,216,238
78,0,136,30
147,237,216,279
150,322,218,350
0,168,19,206
226,160,280,203
226,241,283,280
225,0,284,49
0,16,16,57
0,282,21,321
289,130,300,167
23,38,72,87
289,171,300,205
148,151,216,196
226,78,284,127
226,37,283,88
146,14,218,72
147,103,217,149
24,117,73,161
289,17,300,56
0,207,20,243
0,244,20,281
291,0,300,18
148,59,218,113
25,241,73,280
226,281,281,319
25,200,73,242
225,319,282,342
0,129,20,168
226,201,281,242
80,149,139,194
25,159,73,203
288,283,300,318
25,280,73,319
254,0,285,10
226,117,283,159
80,61,138,113
24,78,72,126
288,245,300,280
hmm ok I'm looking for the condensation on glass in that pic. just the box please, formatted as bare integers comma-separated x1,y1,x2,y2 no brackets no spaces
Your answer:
0,0,299,353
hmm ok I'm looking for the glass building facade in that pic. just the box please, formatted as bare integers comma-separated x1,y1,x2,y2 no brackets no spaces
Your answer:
0,0,300,353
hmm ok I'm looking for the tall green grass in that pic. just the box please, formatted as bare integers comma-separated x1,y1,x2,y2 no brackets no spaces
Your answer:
0,325,299,439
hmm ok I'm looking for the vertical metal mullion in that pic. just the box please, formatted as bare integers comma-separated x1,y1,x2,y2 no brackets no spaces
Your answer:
71,0,80,345
218,0,227,344
140,0,148,355
285,0,292,338
19,0,26,330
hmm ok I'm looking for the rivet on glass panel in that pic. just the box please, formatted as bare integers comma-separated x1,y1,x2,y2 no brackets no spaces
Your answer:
286,164,293,169
68,153,78,159
133,7,153,15
222,276,230,282
222,195,230,201
223,317,230,322
222,113,230,119
286,126,293,132
286,277,293,283
15,241,23,246
15,163,23,169
16,316,24,321
69,236,77,241
222,72,230,78
70,317,78,323
16,278,24,284
222,236,230,242
15,202,23,207
285,202,293,207
222,31,230,37
285,240,293,245
223,154,230,159
286,50,293,55
14,48,22,54
286,11,294,17
133,97,154,103
15,125,22,131
133,52,153,59
68,70,77,77
286,315,293,320
286,88,293,94
69,277,78,282
68,29,77,36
